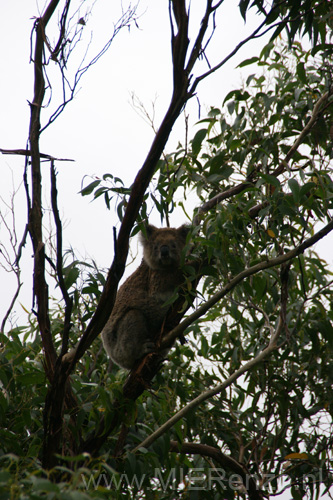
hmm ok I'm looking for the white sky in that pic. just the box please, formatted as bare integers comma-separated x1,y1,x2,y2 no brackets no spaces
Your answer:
0,1,332,323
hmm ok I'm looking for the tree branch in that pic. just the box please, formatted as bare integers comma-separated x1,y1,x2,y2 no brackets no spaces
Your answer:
0,148,74,162
0,181,29,332
189,14,272,96
50,160,73,356
40,4,140,133
132,318,284,453
169,441,264,500
29,2,62,380
28,0,70,469
160,218,333,349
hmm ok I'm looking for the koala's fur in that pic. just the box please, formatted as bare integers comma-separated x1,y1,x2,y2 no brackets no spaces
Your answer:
101,224,189,369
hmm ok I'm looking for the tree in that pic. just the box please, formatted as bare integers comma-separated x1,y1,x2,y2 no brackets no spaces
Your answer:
0,1,333,499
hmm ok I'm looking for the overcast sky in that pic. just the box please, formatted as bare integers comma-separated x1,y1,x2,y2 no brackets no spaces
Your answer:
1,1,332,327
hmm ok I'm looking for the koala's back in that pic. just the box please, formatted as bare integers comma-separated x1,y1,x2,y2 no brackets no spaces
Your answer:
107,259,184,333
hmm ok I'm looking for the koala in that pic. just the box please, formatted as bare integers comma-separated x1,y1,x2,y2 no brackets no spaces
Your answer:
101,224,189,369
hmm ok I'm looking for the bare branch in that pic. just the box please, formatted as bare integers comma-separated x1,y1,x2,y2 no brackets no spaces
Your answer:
0,148,74,162
1,283,23,333
185,0,213,77
188,0,314,97
28,3,60,382
40,4,140,133
50,0,70,62
0,172,29,331
50,161,73,356
189,15,270,96
0,222,28,333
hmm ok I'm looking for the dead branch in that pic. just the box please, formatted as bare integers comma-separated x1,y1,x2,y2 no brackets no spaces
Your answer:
0,176,29,331
29,2,60,383
0,148,74,162
28,0,73,469
40,4,140,133
0,225,28,333
50,160,73,356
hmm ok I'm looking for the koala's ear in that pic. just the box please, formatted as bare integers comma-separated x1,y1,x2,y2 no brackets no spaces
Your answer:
140,223,157,243
177,224,191,241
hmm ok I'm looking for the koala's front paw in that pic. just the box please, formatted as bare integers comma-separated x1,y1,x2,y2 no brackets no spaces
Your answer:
141,341,155,356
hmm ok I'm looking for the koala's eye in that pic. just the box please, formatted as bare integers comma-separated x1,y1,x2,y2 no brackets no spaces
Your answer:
171,242,176,249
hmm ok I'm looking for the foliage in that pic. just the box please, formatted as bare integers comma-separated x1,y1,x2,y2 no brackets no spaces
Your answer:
1,1,333,499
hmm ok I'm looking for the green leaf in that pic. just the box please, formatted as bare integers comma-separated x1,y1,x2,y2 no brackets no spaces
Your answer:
227,101,235,115
191,128,207,156
288,178,300,204
239,0,250,20
295,88,303,101
296,62,307,83
80,179,101,196
229,139,242,151
31,477,60,492
238,56,259,68
257,173,281,188
200,336,209,357
63,265,80,290
103,173,113,181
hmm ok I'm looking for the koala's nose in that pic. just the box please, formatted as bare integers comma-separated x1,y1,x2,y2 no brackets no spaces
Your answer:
160,245,170,257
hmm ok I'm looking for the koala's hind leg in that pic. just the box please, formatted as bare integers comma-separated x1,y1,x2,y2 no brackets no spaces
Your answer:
108,309,155,370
